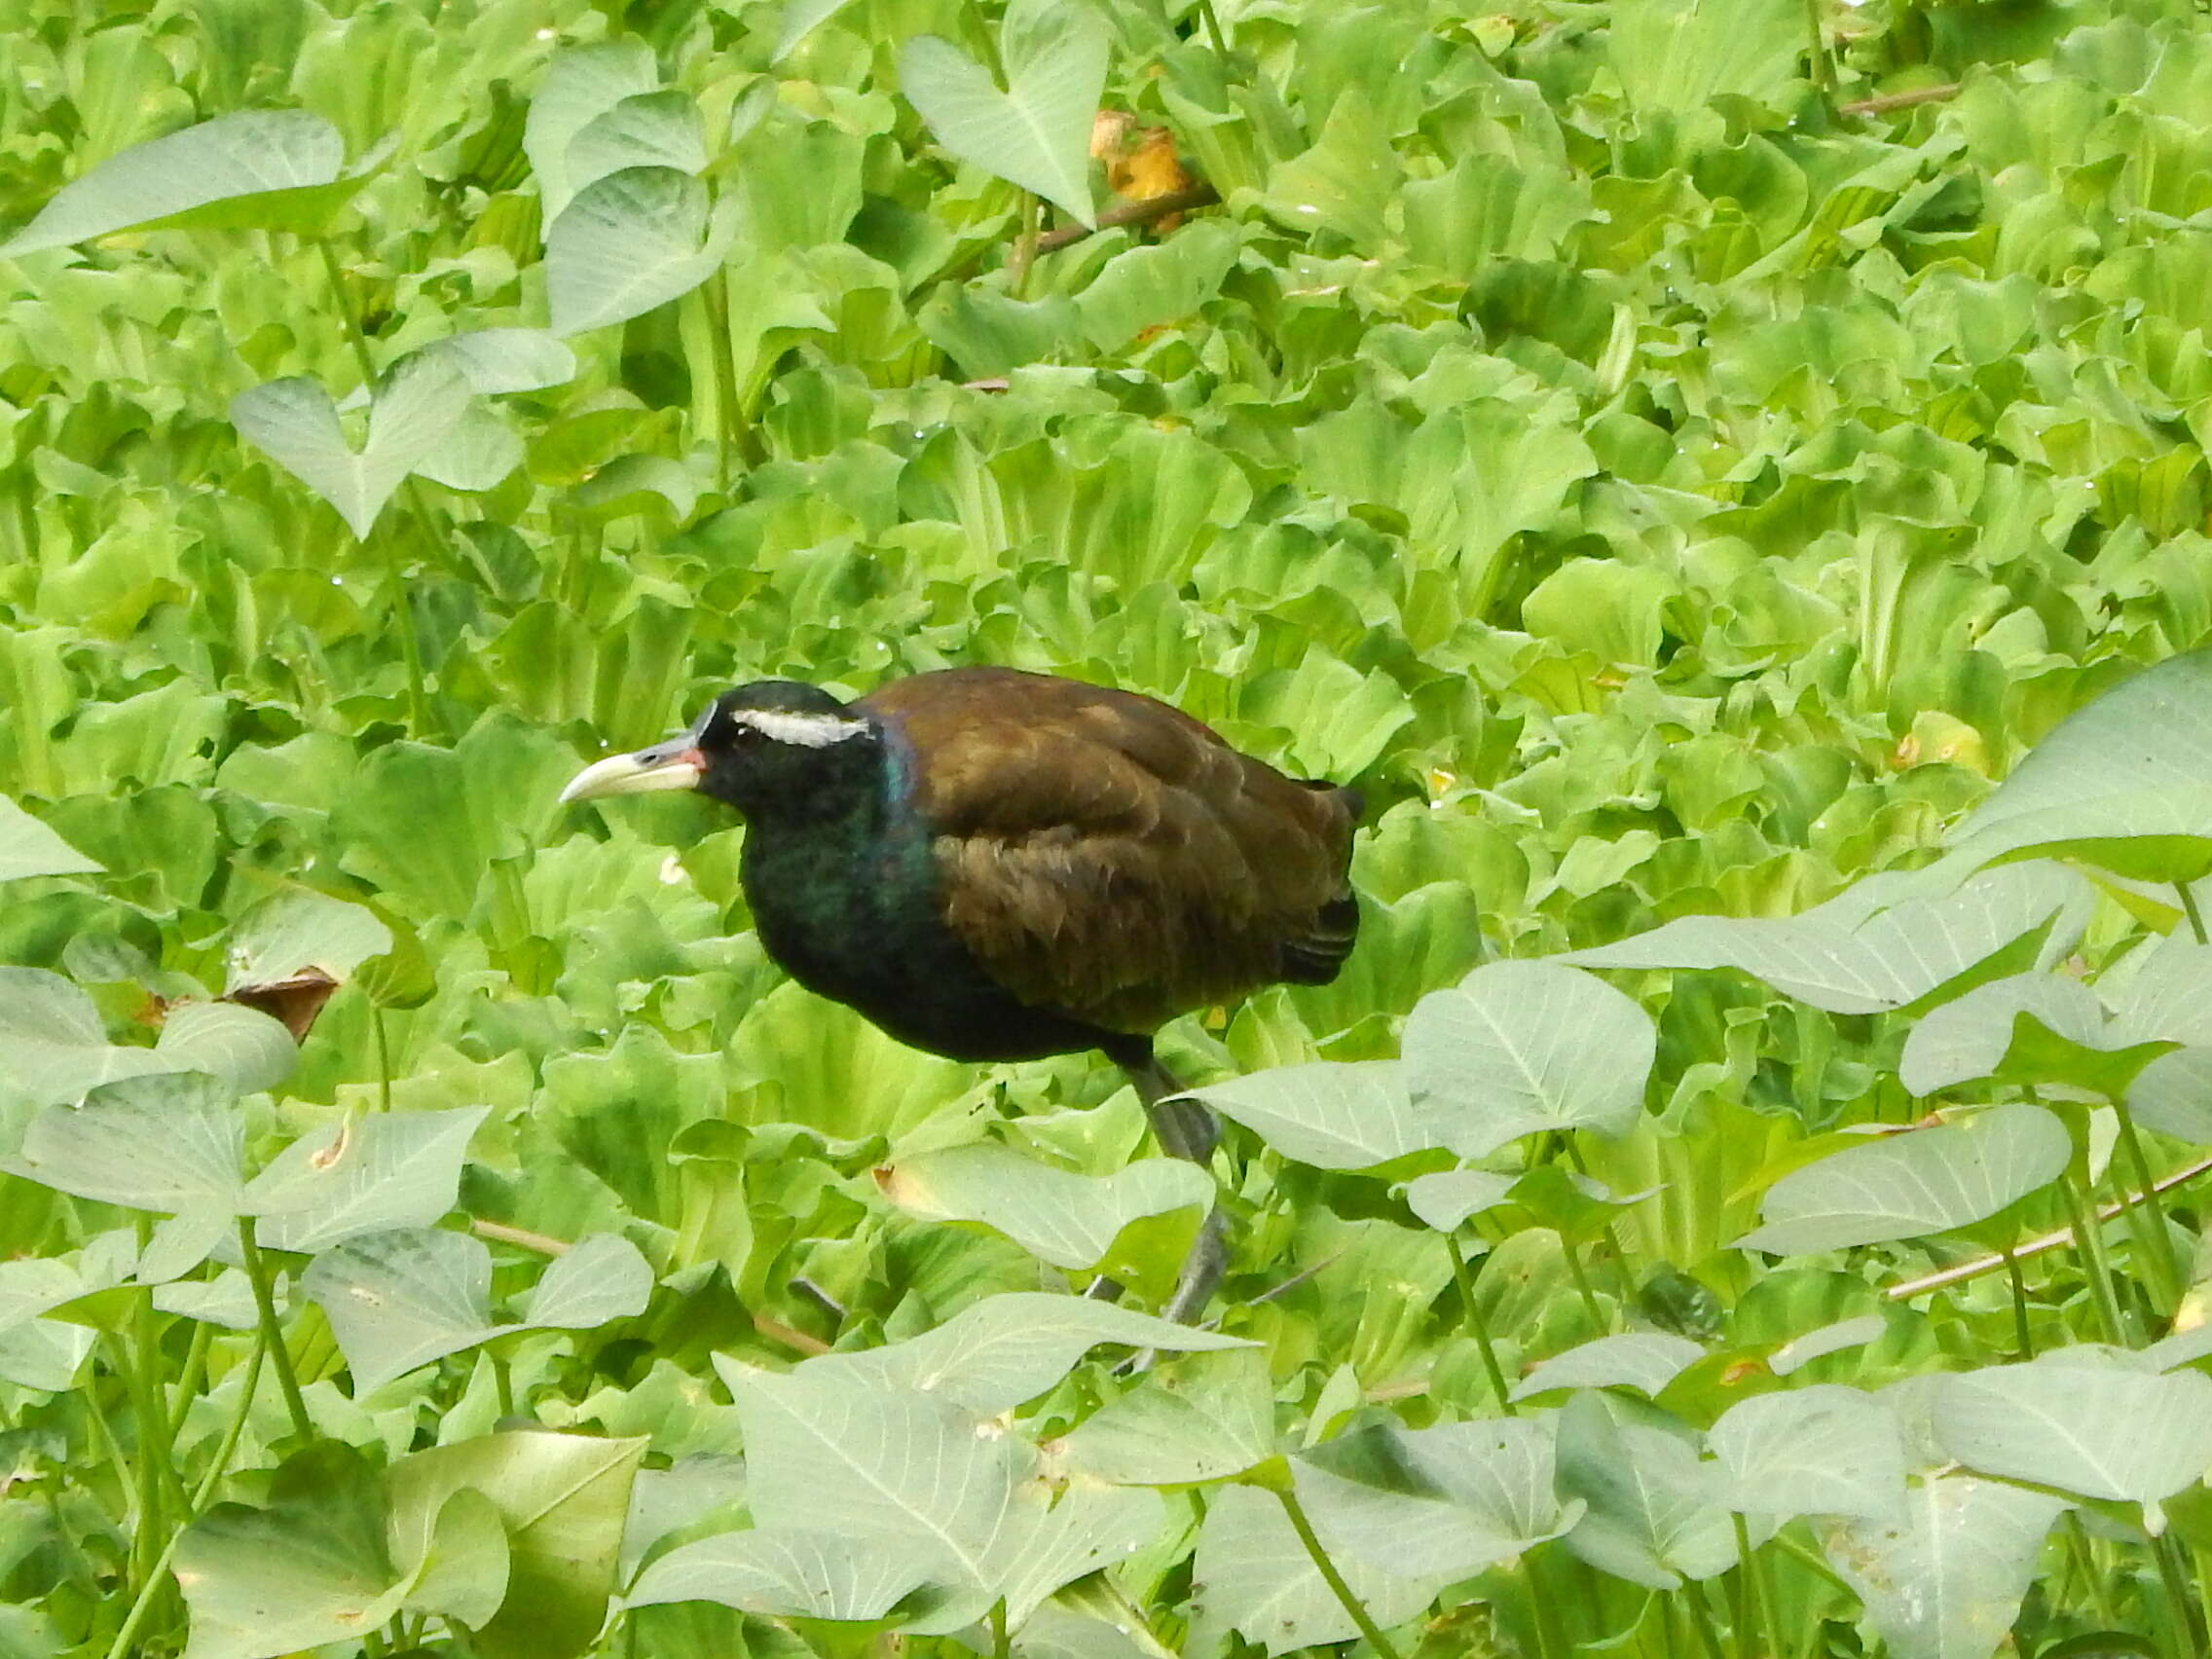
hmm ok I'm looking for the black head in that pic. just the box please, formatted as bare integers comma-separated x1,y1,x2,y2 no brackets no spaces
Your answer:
559,681,885,819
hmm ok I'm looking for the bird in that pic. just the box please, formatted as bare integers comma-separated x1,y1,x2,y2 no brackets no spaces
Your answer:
559,666,1363,1312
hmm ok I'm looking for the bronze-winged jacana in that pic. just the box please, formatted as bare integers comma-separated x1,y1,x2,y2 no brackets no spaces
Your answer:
559,666,1363,1314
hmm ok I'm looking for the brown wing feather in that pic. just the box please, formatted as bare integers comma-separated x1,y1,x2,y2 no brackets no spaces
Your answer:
858,668,1360,1034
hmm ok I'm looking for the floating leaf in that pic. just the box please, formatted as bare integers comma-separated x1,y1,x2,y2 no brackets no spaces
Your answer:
627,1525,943,1622
1937,647,2212,884
2128,1048,2212,1144
1407,960,1655,1159
1511,1332,1705,1402
874,1145,1210,1272
768,1292,1251,1417
1192,1483,1445,1655
1059,1348,1276,1486
566,92,706,199
172,1444,413,1659
1710,1385,1906,1521
1556,1391,1736,1589
1295,1418,1583,1580
386,1429,646,1659
10,1072,246,1214
545,166,730,337
725,1368,1161,1633
248,1107,488,1253
524,41,661,220
420,328,578,394
1,110,369,256
521,1232,654,1330
1736,1104,2069,1254
152,1002,297,1096
0,795,100,881
1900,971,2172,1098
1935,1356,2212,1507
1561,863,2089,1014
1187,1061,1425,1170
304,1227,651,1396
1401,1168,1517,1232
302,1226,495,1396
1818,1476,2068,1659
1770,1316,1888,1377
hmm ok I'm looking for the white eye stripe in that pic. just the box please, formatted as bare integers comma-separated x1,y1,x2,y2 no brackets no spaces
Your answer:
735,709,870,748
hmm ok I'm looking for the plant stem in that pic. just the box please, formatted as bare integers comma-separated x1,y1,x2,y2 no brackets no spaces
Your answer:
709,268,742,494
2179,881,2210,945
492,1351,517,1419
1730,1516,1753,1658
1523,1550,1571,1659
1801,0,1832,92
1562,1239,1607,1334
1766,1529,1857,1598
1561,1136,1639,1307
1684,1579,1730,1659
120,1326,190,1519
102,1334,270,1659
2113,1102,2185,1310
314,239,380,386
239,1219,313,1442
167,1314,214,1438
1275,1484,1405,1659
1196,0,1230,55
990,1598,1011,1659
372,1004,394,1114
2004,1250,2034,1359
1009,192,1041,298
1733,1515,1785,1659
1445,1234,1516,1417
2058,1172,2132,1345
2063,1513,2119,1626
2153,1530,2207,1659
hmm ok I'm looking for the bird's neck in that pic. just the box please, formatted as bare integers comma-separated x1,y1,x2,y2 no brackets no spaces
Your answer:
734,743,936,954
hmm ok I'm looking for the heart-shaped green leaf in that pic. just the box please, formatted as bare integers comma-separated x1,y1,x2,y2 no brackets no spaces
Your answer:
899,0,1104,227
544,166,731,338
231,352,472,537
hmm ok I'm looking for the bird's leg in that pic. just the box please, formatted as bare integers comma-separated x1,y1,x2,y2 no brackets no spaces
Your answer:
1126,1049,1220,1164
1120,1047,1229,1326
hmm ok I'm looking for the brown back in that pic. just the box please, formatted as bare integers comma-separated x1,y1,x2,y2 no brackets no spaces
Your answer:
858,667,1360,1034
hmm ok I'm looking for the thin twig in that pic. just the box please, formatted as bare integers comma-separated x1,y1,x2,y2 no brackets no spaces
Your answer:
470,1218,571,1256
1242,1251,1342,1309
752,1312,832,1357
1838,82,1961,115
1035,184,1221,255
1886,1153,2212,1300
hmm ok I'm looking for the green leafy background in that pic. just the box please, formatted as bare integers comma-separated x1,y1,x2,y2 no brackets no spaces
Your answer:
8,0,2212,1654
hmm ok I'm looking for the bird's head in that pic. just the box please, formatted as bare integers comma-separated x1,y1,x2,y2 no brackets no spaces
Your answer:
559,681,883,818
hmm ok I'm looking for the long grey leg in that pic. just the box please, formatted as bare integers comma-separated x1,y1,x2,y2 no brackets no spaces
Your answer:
1127,1048,1220,1165
1122,1048,1228,1326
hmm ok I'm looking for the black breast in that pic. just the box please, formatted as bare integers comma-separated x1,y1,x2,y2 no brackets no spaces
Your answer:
737,810,1121,1065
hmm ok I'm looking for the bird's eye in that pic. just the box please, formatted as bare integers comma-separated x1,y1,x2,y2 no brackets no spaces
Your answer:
727,721,764,747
